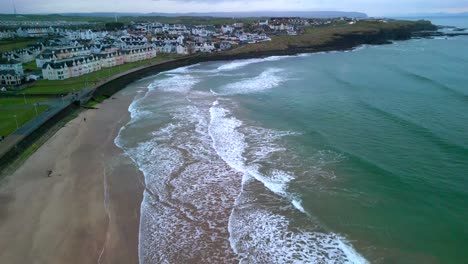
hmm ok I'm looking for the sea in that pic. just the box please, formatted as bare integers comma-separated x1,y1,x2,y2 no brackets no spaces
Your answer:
115,17,468,264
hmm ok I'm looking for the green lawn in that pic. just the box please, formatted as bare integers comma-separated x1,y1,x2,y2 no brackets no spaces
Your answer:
0,38,40,53
0,105,49,138
0,97,53,108
23,53,183,95
23,61,40,71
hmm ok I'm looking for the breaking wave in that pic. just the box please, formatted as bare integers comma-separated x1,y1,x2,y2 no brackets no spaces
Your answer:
220,68,286,95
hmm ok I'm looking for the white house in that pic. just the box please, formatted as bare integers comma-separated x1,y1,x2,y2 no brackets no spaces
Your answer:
96,51,125,68
0,70,22,86
122,47,157,63
4,45,42,64
199,42,216,53
220,41,233,51
42,61,71,80
177,35,185,45
42,55,102,80
0,30,15,39
0,58,24,75
176,44,188,55
221,25,234,34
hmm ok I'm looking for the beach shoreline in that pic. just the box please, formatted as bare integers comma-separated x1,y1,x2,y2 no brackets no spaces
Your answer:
0,85,143,264
0,23,457,262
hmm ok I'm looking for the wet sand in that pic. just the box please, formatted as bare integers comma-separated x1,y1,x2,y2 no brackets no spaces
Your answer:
0,90,143,264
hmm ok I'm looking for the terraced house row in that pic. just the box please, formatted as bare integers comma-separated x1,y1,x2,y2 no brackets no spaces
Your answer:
42,47,156,80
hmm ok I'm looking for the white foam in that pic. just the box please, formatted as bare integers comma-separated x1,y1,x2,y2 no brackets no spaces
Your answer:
230,208,368,264
220,68,286,95
208,100,246,172
115,61,368,263
292,199,306,213
166,63,202,73
208,100,368,263
149,74,199,93
119,95,242,263
217,56,287,71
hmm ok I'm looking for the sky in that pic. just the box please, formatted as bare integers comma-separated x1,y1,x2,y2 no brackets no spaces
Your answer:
2,0,468,17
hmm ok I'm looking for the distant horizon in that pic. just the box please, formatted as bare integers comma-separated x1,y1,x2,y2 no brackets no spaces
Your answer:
0,10,468,19
2,0,468,17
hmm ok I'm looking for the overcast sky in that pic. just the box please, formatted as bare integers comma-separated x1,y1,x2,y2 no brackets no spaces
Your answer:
2,0,468,16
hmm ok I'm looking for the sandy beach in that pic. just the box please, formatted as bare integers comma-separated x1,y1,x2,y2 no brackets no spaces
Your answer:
0,88,143,264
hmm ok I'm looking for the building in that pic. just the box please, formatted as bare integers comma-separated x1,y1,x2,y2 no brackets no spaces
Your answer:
36,46,92,67
0,58,24,75
176,44,188,55
3,45,42,63
0,30,15,39
96,51,125,68
42,55,102,80
0,70,22,86
221,25,234,34
220,41,233,51
42,61,70,80
122,47,156,63
16,27,50,38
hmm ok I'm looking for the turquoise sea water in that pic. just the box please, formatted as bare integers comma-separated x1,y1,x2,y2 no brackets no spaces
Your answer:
116,18,468,263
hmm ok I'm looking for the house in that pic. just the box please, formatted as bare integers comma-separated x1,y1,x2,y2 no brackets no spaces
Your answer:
3,45,43,64
0,30,15,39
96,51,125,68
42,61,71,80
16,27,49,38
199,42,216,53
221,25,234,34
220,41,233,51
36,52,59,68
36,46,93,67
176,44,188,55
114,35,149,49
0,58,24,75
0,70,22,86
162,43,175,53
122,47,157,63
42,55,102,80
192,26,215,37
177,35,185,45
233,23,244,29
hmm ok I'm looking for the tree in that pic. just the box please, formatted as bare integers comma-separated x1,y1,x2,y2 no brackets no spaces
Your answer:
105,22,125,31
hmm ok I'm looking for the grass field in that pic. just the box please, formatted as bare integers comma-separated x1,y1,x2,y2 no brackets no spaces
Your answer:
222,20,435,55
0,97,53,108
23,61,40,71
0,105,49,138
0,53,181,137
22,53,182,95
0,38,40,53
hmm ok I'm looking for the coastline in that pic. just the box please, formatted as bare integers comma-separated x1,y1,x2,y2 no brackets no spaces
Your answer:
0,85,143,264
0,21,446,172
0,22,457,263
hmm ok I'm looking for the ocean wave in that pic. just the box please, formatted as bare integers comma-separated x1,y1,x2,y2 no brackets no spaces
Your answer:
119,96,242,263
166,63,202,73
220,68,286,95
230,208,368,264
148,74,200,93
208,100,367,263
216,56,288,71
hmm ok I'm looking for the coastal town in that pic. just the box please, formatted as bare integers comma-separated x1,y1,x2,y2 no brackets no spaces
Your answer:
1,0,465,262
0,14,437,155
0,16,360,85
